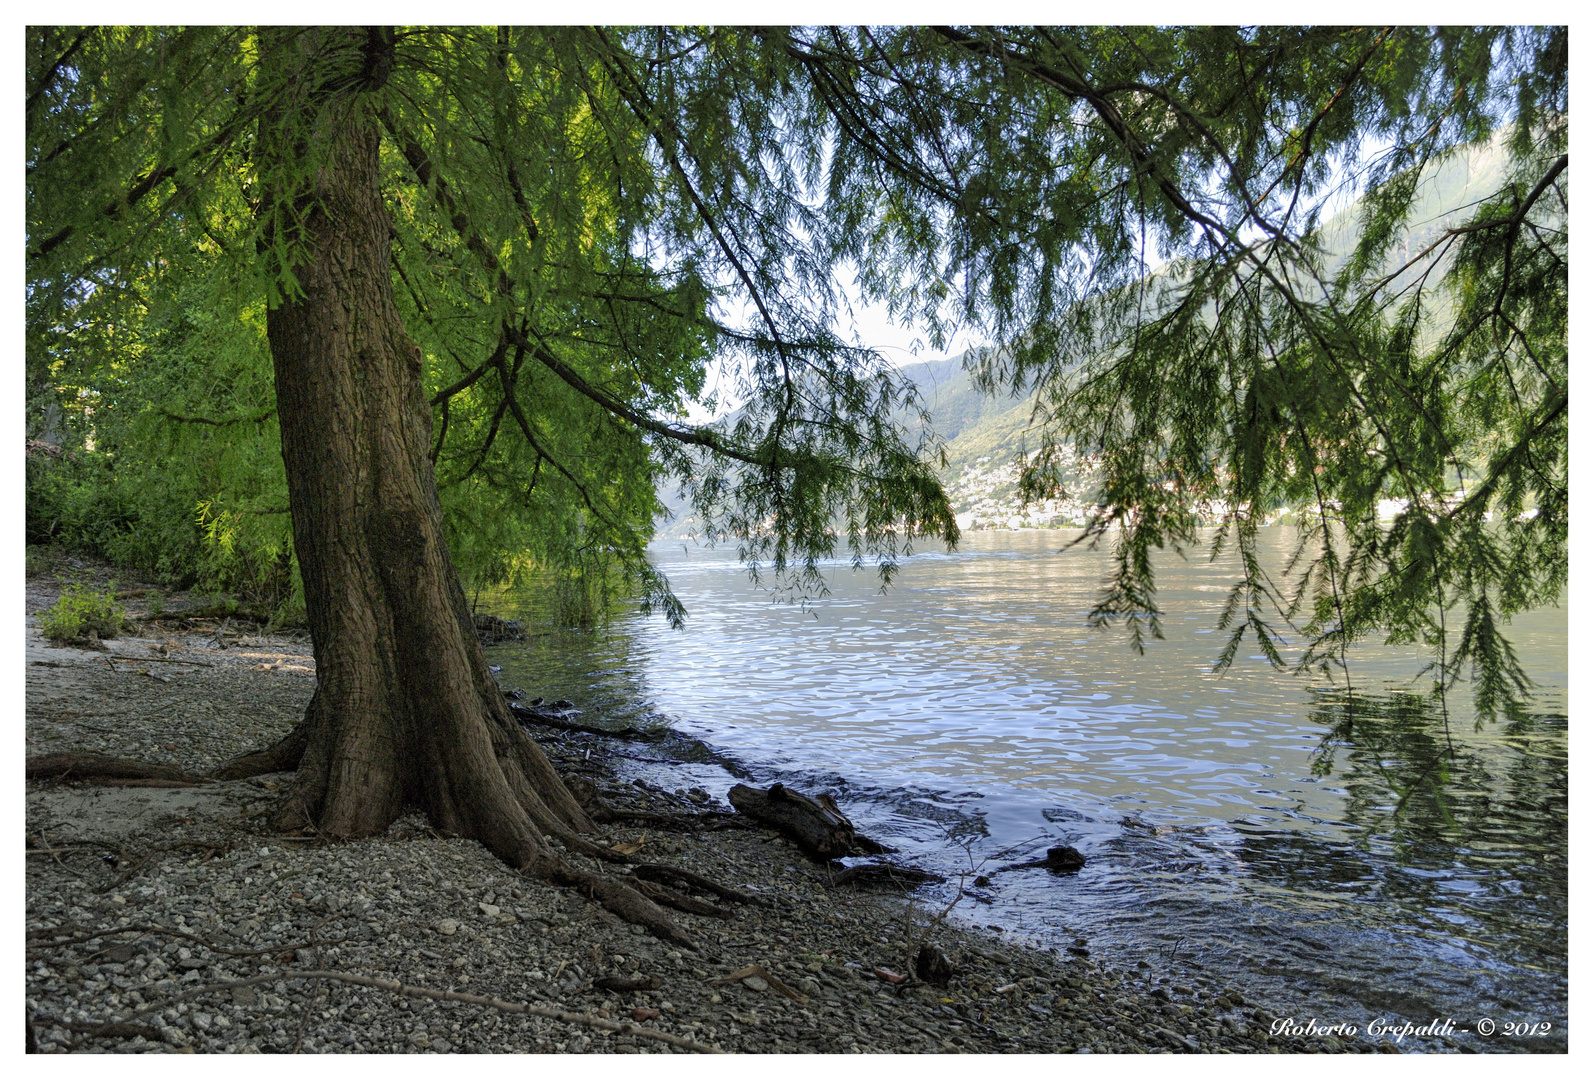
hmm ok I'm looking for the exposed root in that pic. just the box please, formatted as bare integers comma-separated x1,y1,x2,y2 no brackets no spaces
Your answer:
544,863,699,951
26,752,207,784
510,702,663,741
822,862,947,889
632,862,771,908
624,875,734,919
210,719,311,781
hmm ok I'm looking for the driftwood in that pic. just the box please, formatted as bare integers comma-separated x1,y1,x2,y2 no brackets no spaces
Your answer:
726,783,897,859
727,783,856,859
996,845,1087,874
709,965,810,1006
821,861,945,889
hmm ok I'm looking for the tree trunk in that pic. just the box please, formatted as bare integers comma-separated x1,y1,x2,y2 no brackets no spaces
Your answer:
242,27,688,945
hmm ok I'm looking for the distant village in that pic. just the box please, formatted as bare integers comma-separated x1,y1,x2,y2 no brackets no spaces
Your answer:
945,454,1097,531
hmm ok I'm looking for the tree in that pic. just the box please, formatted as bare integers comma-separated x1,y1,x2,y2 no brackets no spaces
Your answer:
27,25,957,942
27,26,1566,940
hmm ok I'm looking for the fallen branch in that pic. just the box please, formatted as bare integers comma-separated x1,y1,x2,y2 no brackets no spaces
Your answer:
822,862,946,889
127,654,214,666
27,917,346,959
709,964,810,1007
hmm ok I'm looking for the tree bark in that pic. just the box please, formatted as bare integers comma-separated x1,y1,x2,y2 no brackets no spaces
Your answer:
236,27,688,945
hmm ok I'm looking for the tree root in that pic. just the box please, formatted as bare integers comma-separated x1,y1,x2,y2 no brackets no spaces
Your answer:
624,875,734,919
26,752,207,784
548,865,700,951
632,863,770,908
210,720,311,781
822,862,946,889
510,701,663,741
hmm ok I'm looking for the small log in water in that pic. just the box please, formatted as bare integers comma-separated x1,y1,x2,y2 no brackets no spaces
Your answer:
996,845,1087,875
727,782,858,859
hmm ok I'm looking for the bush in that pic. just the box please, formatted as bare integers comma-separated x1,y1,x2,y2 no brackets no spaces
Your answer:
36,585,127,644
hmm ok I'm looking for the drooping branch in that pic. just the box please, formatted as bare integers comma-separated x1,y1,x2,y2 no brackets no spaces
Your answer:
377,104,767,468
157,407,277,427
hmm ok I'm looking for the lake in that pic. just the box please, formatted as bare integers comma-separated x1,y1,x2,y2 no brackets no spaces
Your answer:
487,527,1568,1051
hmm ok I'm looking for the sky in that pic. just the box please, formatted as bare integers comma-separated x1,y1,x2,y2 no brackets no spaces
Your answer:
684,279,984,424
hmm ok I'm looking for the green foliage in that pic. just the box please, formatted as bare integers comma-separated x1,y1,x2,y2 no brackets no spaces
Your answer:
24,25,958,626
36,584,126,644
23,26,1566,719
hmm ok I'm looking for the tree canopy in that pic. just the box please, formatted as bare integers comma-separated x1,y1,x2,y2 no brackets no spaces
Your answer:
28,26,1567,718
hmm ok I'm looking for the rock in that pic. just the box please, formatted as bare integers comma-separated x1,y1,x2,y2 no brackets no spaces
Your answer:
471,614,525,645
915,944,953,986
997,844,1088,875
436,919,459,936
742,975,770,992
478,903,500,917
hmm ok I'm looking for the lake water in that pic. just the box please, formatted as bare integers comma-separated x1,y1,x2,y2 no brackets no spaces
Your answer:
487,528,1568,1051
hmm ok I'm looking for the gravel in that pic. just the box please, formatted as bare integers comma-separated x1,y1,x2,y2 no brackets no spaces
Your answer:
25,563,1387,1054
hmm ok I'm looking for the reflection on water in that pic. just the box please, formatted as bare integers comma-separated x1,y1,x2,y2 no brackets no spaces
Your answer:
486,529,1567,1050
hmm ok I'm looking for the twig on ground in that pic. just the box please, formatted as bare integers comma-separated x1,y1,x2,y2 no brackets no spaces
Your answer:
903,826,993,987
96,841,226,893
291,976,321,1053
27,916,346,958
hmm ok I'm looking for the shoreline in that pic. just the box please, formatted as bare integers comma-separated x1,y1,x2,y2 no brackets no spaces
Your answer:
24,560,1396,1054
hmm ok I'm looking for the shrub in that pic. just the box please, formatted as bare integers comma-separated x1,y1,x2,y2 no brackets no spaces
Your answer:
36,585,127,644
